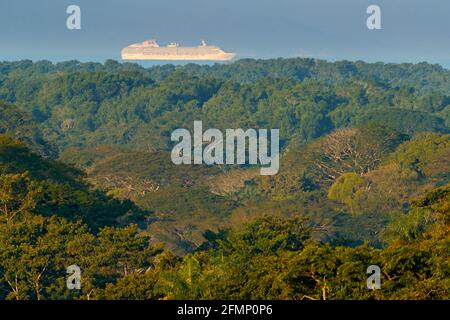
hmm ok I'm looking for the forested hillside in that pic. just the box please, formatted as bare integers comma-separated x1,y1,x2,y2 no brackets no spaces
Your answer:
0,58,448,299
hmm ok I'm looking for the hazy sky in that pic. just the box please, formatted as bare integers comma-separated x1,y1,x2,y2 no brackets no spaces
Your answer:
0,0,449,67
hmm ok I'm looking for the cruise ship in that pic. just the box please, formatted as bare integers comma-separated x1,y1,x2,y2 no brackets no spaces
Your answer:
121,39,236,61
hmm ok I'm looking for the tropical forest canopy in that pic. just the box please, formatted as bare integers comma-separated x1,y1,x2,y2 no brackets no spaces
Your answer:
0,58,448,299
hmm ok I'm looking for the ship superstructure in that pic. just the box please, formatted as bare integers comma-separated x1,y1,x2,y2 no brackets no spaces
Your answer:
121,39,235,61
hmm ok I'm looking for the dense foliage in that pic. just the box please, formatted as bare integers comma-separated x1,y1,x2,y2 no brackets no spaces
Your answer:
0,58,448,299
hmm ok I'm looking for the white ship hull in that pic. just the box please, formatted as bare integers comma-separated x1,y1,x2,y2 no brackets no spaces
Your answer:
121,40,236,61
121,52,236,61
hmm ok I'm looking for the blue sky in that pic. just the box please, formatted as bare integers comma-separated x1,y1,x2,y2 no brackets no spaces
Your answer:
0,0,449,67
